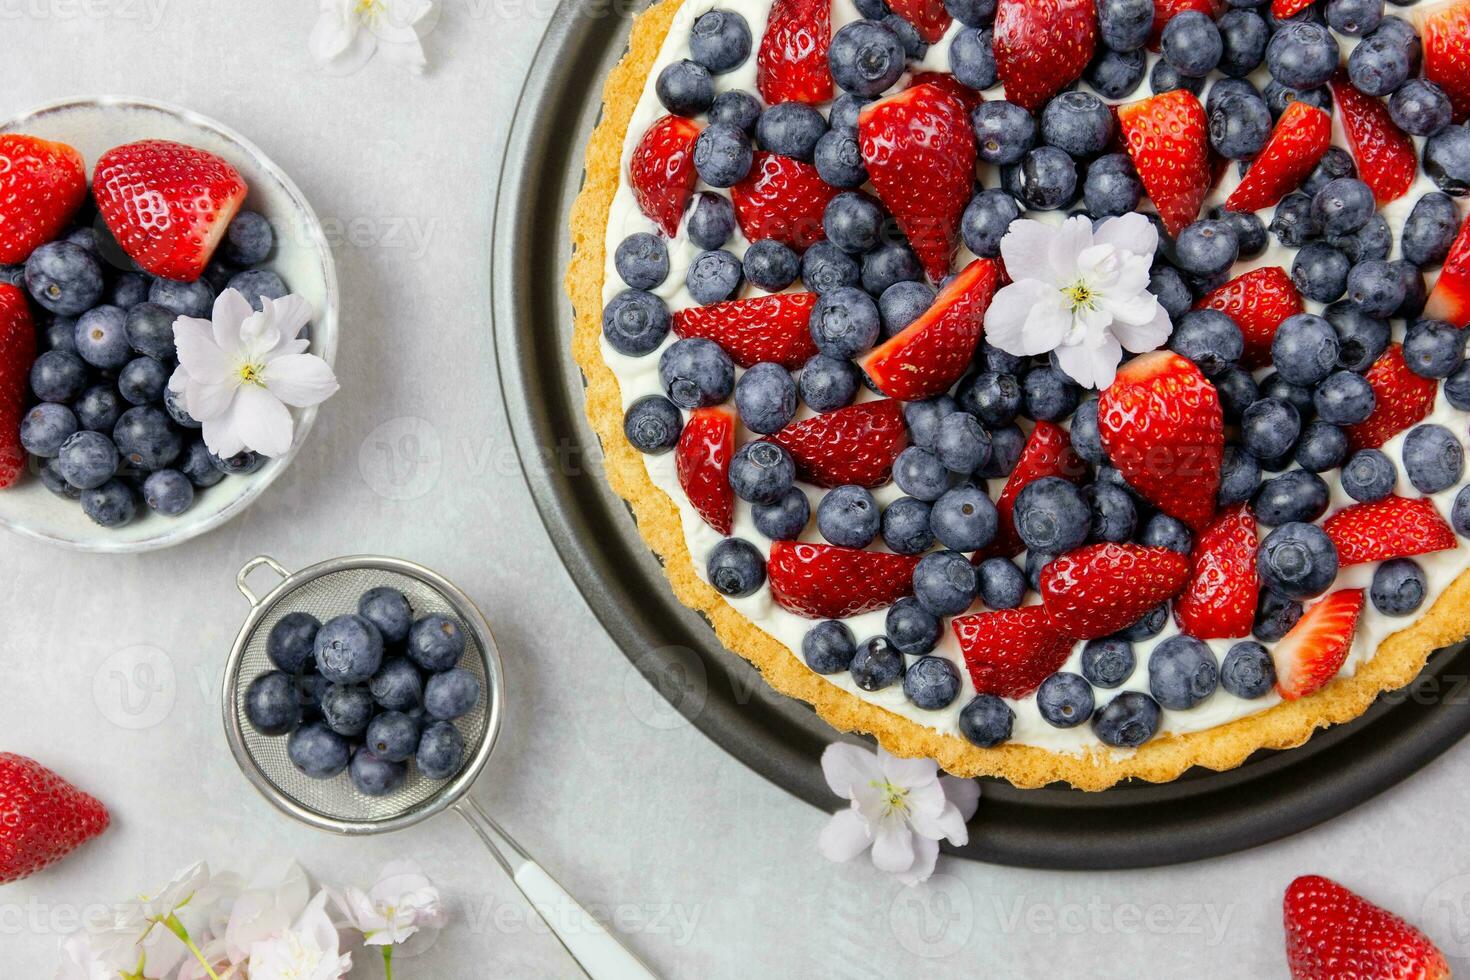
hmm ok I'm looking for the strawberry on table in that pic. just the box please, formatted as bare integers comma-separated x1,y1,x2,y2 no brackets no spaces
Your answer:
1424,211,1470,327
768,540,921,618
1414,0,1470,124
952,605,1073,698
1323,496,1457,567
757,0,833,106
1273,589,1365,700
1224,101,1333,215
1174,506,1259,640
1117,90,1212,237
1039,543,1190,640
672,293,818,369
1344,344,1438,450
858,83,976,282
987,420,1087,559
1284,874,1450,980
861,259,998,401
92,139,247,283
0,284,36,490
731,151,838,251
0,753,109,885
765,399,907,488
628,115,701,238
1330,75,1418,204
676,407,735,536
993,0,1097,114
1195,267,1304,368
0,134,87,265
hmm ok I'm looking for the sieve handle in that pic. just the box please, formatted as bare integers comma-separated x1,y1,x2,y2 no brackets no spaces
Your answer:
455,796,659,979
237,555,290,606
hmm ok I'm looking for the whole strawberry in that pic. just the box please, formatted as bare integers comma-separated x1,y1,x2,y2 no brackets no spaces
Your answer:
1284,874,1449,980
0,753,110,884
0,284,37,489
0,134,87,265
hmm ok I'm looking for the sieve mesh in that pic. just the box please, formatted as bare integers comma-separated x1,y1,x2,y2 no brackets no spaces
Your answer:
230,562,494,827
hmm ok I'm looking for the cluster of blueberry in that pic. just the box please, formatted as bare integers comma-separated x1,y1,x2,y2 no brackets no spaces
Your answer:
2,209,287,527
244,586,481,797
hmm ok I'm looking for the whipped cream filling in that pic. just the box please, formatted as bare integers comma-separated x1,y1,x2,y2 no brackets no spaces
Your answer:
597,0,1470,754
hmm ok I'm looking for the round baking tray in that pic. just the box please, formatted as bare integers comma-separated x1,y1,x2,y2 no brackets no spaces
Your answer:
490,0,1470,869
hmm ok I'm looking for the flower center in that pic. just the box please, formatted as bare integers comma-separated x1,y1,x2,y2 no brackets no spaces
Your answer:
356,0,382,17
238,362,266,387
1063,280,1097,313
869,778,910,817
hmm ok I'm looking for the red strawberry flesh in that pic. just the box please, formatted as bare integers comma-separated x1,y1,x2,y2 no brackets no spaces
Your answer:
731,151,838,250
1173,506,1259,640
0,135,87,265
993,0,1098,113
765,399,907,488
1323,496,1457,567
1425,211,1470,327
1344,344,1438,451
861,258,998,400
1415,0,1470,124
628,115,701,238
952,605,1073,698
1039,543,1190,640
1330,74,1418,204
768,541,921,618
0,284,36,489
1195,267,1304,368
0,753,110,885
672,293,818,369
1284,874,1450,980
1224,101,1332,214
1274,589,1364,700
1117,90,1212,237
888,0,952,43
986,420,1087,559
675,407,735,536
757,0,833,106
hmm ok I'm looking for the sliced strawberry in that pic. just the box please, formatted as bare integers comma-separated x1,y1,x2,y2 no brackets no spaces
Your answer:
0,135,87,265
908,72,984,114
987,420,1088,559
672,293,818,369
1271,0,1316,19
1195,267,1304,368
1330,75,1418,204
1344,344,1438,451
628,115,701,238
1039,543,1190,640
861,259,999,400
859,83,976,282
767,541,921,618
757,0,833,106
0,753,110,885
888,0,952,43
1224,101,1333,215
1323,496,1457,567
1151,0,1225,46
1414,0,1470,124
1425,211,1470,327
0,285,36,490
993,0,1097,113
92,140,247,283
952,605,1073,698
765,399,907,488
1174,506,1259,640
1274,589,1365,700
1284,875,1451,980
731,151,838,251
1097,351,1223,533
675,408,734,536
1117,90,1211,237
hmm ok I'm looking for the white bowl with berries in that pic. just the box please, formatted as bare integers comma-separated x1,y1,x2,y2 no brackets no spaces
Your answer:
0,96,339,553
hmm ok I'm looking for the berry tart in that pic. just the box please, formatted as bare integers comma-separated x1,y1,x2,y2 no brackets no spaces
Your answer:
569,0,1470,789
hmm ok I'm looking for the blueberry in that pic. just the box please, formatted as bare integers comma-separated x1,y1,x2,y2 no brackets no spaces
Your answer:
424,667,481,721
828,21,906,96
949,26,997,90
1325,302,1389,373
1264,80,1333,120
1403,319,1465,379
1292,242,1352,304
659,338,734,408
756,103,827,163
623,395,684,455
1272,314,1340,386
162,386,200,431
972,101,1037,166
142,468,194,517
1294,420,1349,473
816,484,880,548
70,305,130,371
1220,641,1276,699
1215,367,1261,422
267,611,320,673
1389,79,1452,138
1149,267,1193,322
210,450,263,476
709,90,762,133
38,459,79,499
730,441,797,505
113,406,182,471
1402,193,1461,267
1037,672,1095,728
19,403,77,458
752,486,810,541
828,93,871,132
957,371,1022,427
349,749,407,797
981,424,1026,478
877,598,939,660
1150,59,1206,96
602,290,670,357
151,277,216,318
1346,26,1414,97
1007,147,1078,211
687,192,736,249
850,636,905,691
221,209,274,265
56,430,118,490
656,59,714,116
803,620,857,673
931,485,998,552
1140,513,1194,555
860,241,923,295
1450,363,1470,412
294,674,329,722
1311,372,1375,427
408,613,466,672
958,694,1014,747
1161,10,1223,77
901,655,961,710
1173,220,1241,281
1258,522,1339,600
1085,48,1148,100
1313,178,1376,239
1267,21,1340,90
24,241,102,315
1092,691,1161,748
1022,365,1079,421
689,9,751,73
915,398,968,447
353,586,411,646
935,413,991,474
1218,9,1269,76
1341,448,1397,503
879,281,936,337
814,130,868,188
315,614,385,684
1041,92,1114,158
945,0,995,26
1240,397,1301,462
1304,147,1358,198
79,479,134,527
1083,153,1143,219
802,241,862,295
118,356,169,406
913,550,978,616
1115,604,1169,642
1425,124,1470,196
1456,486,1470,537
874,498,930,556
1014,477,1089,554
686,249,744,305
609,238,667,300
978,341,1025,376
1369,557,1427,617
1325,0,1384,35
1081,638,1135,689
320,684,375,737
1148,636,1219,710
1024,549,1057,590
287,722,350,779
1403,424,1464,494
418,721,466,780
1097,0,1153,51
244,670,300,736
1069,399,1106,465
1218,445,1262,505
366,711,420,763
1253,470,1330,526
799,354,859,412
1270,191,1322,248
975,556,1025,610
1209,93,1273,160
1170,308,1243,376
810,287,881,360
733,362,795,435
823,192,885,256
370,657,424,712
1083,481,1138,543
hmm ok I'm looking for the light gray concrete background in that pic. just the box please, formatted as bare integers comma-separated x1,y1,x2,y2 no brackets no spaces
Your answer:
6,2,1470,977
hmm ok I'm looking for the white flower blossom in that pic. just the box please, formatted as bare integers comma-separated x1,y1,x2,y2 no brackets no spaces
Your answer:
247,891,352,980
330,860,446,946
309,0,434,75
224,861,313,965
79,862,225,979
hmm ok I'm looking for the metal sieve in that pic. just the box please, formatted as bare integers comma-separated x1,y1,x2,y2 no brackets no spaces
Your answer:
223,554,657,979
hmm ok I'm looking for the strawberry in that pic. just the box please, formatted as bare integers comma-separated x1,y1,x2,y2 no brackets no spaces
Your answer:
1274,589,1365,700
0,285,35,489
1117,91,1212,237
1224,101,1333,215
1096,351,1223,533
92,140,247,283
765,399,907,488
952,605,1073,698
1173,506,1259,640
1195,267,1304,368
1323,496,1457,567
987,420,1088,559
1424,210,1470,327
675,408,735,536
672,293,818,369
767,541,921,618
861,259,999,400
1330,75,1418,204
1271,0,1316,20
628,115,701,238
0,753,109,885
1414,0,1470,124
859,83,976,282
1039,543,1190,640
888,0,952,43
1151,0,1225,46
993,0,1097,113
1344,344,1438,450
731,151,838,251
0,135,87,265
757,0,833,106
1284,875,1450,980
908,72,984,114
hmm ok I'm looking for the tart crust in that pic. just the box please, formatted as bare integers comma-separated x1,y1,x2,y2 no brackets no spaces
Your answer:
566,0,1470,791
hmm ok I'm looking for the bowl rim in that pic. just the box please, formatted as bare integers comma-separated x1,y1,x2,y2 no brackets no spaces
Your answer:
0,94,340,554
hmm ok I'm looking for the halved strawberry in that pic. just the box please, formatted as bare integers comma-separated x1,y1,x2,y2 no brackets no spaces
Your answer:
889,0,952,43
1151,0,1225,46
767,541,921,618
1424,211,1470,327
1271,0,1316,19
628,115,701,238
1284,875,1450,980
765,399,907,488
1039,543,1190,640
987,420,1088,559
1330,75,1418,204
757,0,833,106
952,605,1073,698
92,140,247,283
1323,496,1457,567
1195,267,1304,368
1414,0,1470,124
731,152,838,251
1097,351,1223,533
1344,344,1438,450
908,72,984,114
0,284,36,490
1117,90,1211,237
1174,506,1259,640
1224,101,1333,215
1274,589,1365,700
0,135,87,265
993,0,1097,113
672,293,818,369
861,259,998,400
859,83,976,282
675,408,734,536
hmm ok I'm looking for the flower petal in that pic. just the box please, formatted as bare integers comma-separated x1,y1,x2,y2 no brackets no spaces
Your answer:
818,808,873,863
233,384,296,458
173,318,234,383
308,7,358,62
262,295,314,349
238,309,282,362
1047,215,1094,282
998,219,1061,283
186,375,241,423
870,821,916,873
821,743,880,799
878,750,939,791
1111,302,1174,354
910,798,970,845
894,836,940,886
984,280,1064,356
1057,333,1123,390
210,289,253,355
201,404,247,458
1094,212,1158,259
941,776,982,822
